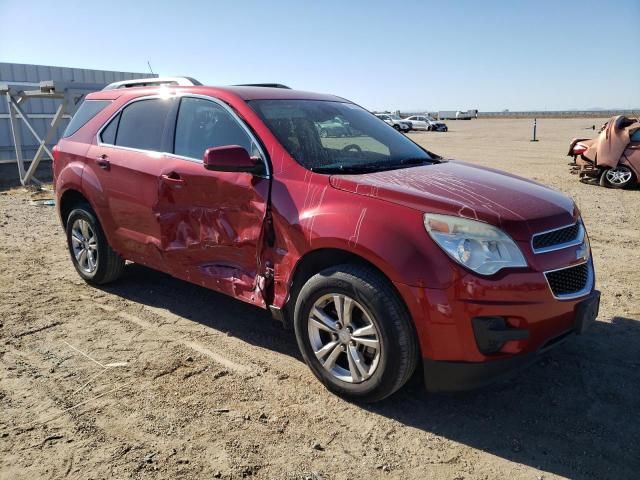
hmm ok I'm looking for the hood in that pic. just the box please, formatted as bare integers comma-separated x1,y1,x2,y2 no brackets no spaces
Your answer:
329,161,577,240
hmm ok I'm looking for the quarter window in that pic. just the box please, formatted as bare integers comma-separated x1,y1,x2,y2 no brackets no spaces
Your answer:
174,97,255,160
63,100,111,138
115,99,172,151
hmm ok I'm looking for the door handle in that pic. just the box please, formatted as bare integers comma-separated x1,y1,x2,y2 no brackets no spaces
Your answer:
95,155,110,170
161,172,185,187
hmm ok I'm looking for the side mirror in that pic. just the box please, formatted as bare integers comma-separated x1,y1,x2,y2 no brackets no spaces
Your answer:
203,145,264,175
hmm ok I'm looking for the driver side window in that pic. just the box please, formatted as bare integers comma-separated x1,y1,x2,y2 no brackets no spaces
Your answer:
174,97,259,160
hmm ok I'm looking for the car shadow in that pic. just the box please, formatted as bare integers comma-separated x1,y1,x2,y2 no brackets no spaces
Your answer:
99,264,640,480
96,263,303,361
369,315,640,479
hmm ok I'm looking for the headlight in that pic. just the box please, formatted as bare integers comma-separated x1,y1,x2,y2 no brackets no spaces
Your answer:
423,213,527,275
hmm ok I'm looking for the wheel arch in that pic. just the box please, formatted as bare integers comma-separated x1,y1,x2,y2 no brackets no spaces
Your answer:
281,247,413,331
59,188,91,227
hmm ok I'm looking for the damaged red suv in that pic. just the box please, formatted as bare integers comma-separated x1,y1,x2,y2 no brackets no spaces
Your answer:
53,78,600,401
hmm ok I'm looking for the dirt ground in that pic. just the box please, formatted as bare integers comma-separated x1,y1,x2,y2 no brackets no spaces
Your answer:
1,118,639,480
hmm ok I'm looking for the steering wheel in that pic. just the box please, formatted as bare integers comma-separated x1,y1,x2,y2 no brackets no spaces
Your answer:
342,144,362,153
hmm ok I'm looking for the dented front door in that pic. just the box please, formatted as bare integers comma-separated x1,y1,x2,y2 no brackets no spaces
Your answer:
154,158,269,307
153,95,270,307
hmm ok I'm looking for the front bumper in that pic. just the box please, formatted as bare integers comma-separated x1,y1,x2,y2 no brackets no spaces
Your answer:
422,289,600,392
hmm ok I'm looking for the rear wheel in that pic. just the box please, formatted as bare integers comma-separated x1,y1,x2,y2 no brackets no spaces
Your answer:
294,264,418,402
66,205,125,284
599,166,635,189
393,124,401,131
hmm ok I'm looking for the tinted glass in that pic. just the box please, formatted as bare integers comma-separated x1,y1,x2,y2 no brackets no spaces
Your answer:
63,100,111,138
250,100,432,173
100,113,119,144
116,99,172,151
174,97,254,160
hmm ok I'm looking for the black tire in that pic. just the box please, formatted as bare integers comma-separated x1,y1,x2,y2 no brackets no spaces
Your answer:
392,124,401,131
599,166,636,189
65,204,125,284
293,264,418,402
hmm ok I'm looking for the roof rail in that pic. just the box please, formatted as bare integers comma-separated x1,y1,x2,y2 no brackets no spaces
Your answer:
234,83,291,89
102,77,202,90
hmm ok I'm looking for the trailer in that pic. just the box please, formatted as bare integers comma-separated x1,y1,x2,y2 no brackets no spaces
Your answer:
437,111,459,120
437,110,478,120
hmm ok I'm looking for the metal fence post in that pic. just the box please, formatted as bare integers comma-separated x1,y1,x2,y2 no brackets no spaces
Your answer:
5,91,26,183
530,118,539,142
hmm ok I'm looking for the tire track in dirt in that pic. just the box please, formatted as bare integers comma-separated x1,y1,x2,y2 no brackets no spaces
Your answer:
88,299,252,375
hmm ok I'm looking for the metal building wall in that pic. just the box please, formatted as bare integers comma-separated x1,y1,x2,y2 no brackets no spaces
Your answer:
0,62,156,163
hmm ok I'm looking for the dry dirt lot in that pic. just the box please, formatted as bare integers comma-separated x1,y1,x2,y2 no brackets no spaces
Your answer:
1,118,639,480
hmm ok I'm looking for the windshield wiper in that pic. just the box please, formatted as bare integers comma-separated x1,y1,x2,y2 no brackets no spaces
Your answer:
311,158,436,175
311,164,388,174
397,157,434,166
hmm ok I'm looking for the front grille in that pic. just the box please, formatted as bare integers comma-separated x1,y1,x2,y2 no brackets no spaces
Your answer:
532,222,581,252
545,262,590,298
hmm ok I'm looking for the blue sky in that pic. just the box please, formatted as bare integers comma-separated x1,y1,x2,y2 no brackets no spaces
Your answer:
1,0,638,111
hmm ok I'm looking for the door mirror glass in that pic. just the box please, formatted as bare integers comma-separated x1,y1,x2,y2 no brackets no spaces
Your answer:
203,145,264,174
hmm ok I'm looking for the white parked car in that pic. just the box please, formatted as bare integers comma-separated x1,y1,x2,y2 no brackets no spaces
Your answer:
375,114,411,132
405,115,430,131
406,115,448,132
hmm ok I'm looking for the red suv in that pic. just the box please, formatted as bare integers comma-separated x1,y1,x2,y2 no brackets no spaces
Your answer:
53,78,600,402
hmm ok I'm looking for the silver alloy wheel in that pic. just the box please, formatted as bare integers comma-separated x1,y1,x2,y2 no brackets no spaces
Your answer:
71,219,98,274
605,166,633,186
307,294,381,383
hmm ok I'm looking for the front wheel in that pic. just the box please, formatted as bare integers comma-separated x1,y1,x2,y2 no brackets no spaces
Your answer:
294,264,418,402
599,166,635,189
66,205,125,284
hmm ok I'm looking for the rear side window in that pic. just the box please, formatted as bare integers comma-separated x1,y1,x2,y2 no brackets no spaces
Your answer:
63,100,111,138
174,97,254,160
115,99,172,151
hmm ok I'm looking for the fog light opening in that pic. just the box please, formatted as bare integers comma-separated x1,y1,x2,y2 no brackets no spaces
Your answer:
472,316,529,355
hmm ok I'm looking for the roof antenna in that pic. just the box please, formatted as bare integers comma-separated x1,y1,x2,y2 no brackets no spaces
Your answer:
147,61,155,75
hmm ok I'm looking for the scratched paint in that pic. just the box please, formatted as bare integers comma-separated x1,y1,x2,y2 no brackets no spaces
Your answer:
329,161,576,240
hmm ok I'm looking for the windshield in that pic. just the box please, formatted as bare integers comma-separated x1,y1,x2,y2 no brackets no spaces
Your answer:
249,100,434,174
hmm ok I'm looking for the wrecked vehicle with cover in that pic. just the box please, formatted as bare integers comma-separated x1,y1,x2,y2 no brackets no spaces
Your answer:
53,78,600,402
568,115,640,189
